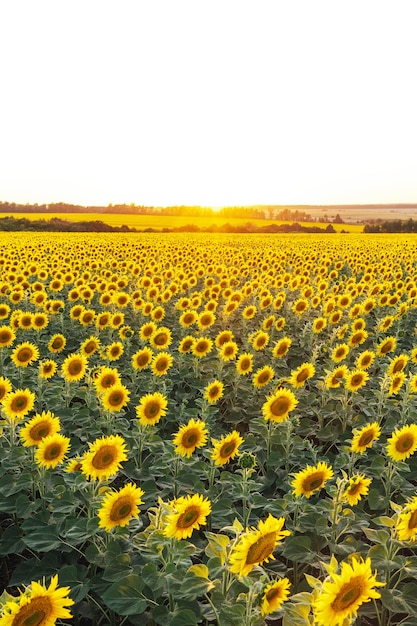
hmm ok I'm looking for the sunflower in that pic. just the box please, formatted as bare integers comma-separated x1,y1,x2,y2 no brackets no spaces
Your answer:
272,337,292,358
347,329,368,348
80,336,101,357
131,347,153,370
289,362,315,388
151,305,165,321
387,353,409,376
150,326,172,350
331,343,349,363
260,578,291,616
292,298,309,315
250,330,269,351
79,308,96,326
18,312,34,329
139,321,157,340
343,474,372,506
61,353,88,382
48,333,66,353
219,340,239,362
387,424,417,462
325,365,348,389
105,342,124,361
0,303,10,319
229,514,290,577
0,376,12,402
236,352,253,375
351,422,381,454
204,380,224,403
34,433,71,469
376,335,396,356
98,482,144,532
136,392,168,426
388,372,406,395
215,329,234,347
164,493,211,540
345,369,369,392
2,388,35,421
396,496,417,542
0,325,16,348
173,418,208,457
262,388,298,423
93,366,121,393
81,434,128,481
197,310,216,330
312,317,327,333
0,574,74,625
65,457,83,473
409,374,417,394
177,335,195,354
252,365,275,389
291,461,334,498
275,316,285,331
95,312,111,330
20,410,61,446
312,556,384,626
211,430,244,466
101,384,130,412
192,337,213,358
355,350,375,370
179,310,197,328
11,342,40,368
32,312,49,330
151,352,173,376
242,305,257,320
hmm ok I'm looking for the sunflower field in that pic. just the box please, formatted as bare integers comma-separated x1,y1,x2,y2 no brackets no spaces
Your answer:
1,232,417,625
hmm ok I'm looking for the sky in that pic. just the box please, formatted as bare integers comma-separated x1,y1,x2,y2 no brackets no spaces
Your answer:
1,1,417,208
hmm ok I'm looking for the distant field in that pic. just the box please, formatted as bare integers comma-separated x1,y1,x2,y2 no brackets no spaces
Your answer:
0,212,364,233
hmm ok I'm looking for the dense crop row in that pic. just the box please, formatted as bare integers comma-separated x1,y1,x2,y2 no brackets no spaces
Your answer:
1,232,417,625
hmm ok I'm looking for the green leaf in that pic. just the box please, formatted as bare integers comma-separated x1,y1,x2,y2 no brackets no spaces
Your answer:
0,525,25,555
281,535,315,563
367,488,390,511
170,609,199,626
218,602,246,626
58,564,90,603
9,553,59,586
362,528,390,544
100,574,147,616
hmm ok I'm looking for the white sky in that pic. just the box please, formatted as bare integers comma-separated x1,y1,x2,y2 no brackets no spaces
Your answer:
1,0,416,207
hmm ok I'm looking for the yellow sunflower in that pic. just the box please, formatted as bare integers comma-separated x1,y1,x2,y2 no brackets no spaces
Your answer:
192,337,213,358
291,461,334,498
0,325,16,348
289,362,315,388
211,430,244,466
98,482,145,531
151,352,173,376
0,574,74,625
215,329,234,347
101,384,130,412
197,310,216,330
376,335,396,356
252,365,275,389
387,424,417,462
229,514,290,577
260,578,291,616
179,310,197,328
34,433,71,469
388,372,406,395
139,321,157,340
93,366,121,393
131,347,153,371
20,411,61,447
347,329,368,348
173,418,208,457
204,380,224,403
271,337,292,358
355,350,375,370
80,336,101,357
343,474,372,506
39,359,57,379
32,312,49,330
61,353,88,382
312,556,384,626
387,353,409,376
219,340,239,362
250,330,269,351
136,392,168,426
351,422,381,454
345,369,369,392
262,388,298,423
150,326,172,350
11,342,40,368
236,352,254,375
292,298,309,315
163,493,211,540
47,333,66,353
2,388,35,421
331,343,350,363
396,496,417,542
105,341,124,361
312,317,327,333
325,365,348,389
81,434,128,481
178,335,195,354
0,376,12,402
